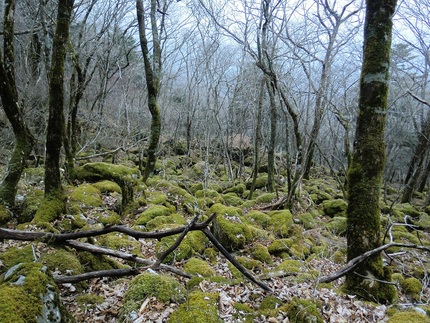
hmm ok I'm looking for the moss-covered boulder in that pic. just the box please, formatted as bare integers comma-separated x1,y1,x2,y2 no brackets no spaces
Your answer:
255,192,277,204
401,277,422,301
222,193,244,206
20,189,44,223
251,244,272,264
268,210,293,238
268,238,294,256
0,263,68,323
387,311,430,323
322,199,347,217
297,212,317,229
145,213,186,230
326,216,348,236
245,210,271,229
283,297,324,323
210,203,252,251
274,259,303,274
91,180,121,193
136,205,172,225
68,183,103,213
119,272,186,321
156,231,208,263
168,291,222,323
0,245,35,271
183,257,215,277
41,248,83,275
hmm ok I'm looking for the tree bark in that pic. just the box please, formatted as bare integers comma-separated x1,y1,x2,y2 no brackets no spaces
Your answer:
136,0,163,183
36,0,74,221
0,0,35,206
344,0,397,303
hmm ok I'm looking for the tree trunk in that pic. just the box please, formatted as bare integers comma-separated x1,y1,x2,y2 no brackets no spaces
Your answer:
136,0,163,183
36,0,74,222
0,0,35,206
344,0,397,303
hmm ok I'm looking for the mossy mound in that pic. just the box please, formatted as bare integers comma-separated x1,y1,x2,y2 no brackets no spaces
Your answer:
0,244,35,270
251,244,273,264
156,231,208,263
210,203,252,251
322,199,347,217
236,256,263,272
183,257,215,277
0,262,67,323
168,291,222,323
297,212,317,229
69,184,103,213
77,251,122,272
0,204,12,225
20,189,44,223
136,205,173,225
223,183,246,195
145,213,187,230
258,295,283,314
245,210,271,229
94,209,121,225
387,311,430,323
92,180,121,193
274,259,303,273
326,216,347,236
95,232,142,256
401,277,422,301
268,238,294,256
222,193,244,206
75,162,140,182
41,248,83,275
119,272,186,321
268,210,293,238
282,297,324,323
255,192,277,204
33,193,67,223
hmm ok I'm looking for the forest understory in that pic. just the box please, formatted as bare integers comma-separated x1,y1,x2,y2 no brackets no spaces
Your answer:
1,148,430,323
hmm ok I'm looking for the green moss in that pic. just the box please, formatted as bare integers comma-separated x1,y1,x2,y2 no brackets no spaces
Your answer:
156,231,208,263
387,311,430,323
77,251,121,272
41,248,83,275
75,162,139,181
69,183,103,208
0,245,34,270
233,302,256,322
33,192,66,223
168,291,222,323
195,189,221,199
222,193,243,206
145,213,186,230
297,212,317,229
120,272,186,320
0,204,12,225
255,192,277,204
251,244,272,264
401,277,422,300
245,210,271,228
289,243,311,260
184,257,215,277
94,210,121,225
136,205,172,225
203,248,218,263
236,256,263,272
246,174,268,189
391,226,421,244
95,233,142,256
20,189,44,223
0,262,64,323
322,199,347,217
259,296,283,313
146,191,168,205
283,297,324,323
190,183,204,193
268,238,294,255
326,216,348,236
274,259,302,273
92,180,121,193
391,273,404,284
333,251,345,264
268,210,293,238
224,183,246,195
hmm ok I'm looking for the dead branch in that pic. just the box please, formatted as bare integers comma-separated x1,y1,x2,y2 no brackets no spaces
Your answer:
54,267,141,284
319,242,430,283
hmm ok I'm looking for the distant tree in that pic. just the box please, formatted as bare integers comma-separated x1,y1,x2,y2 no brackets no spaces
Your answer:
0,0,35,206
344,0,397,303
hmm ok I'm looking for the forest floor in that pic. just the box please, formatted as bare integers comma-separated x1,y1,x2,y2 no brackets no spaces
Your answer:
1,153,430,322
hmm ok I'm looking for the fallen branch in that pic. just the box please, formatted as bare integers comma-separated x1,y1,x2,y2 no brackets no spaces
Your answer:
319,242,430,283
54,267,141,284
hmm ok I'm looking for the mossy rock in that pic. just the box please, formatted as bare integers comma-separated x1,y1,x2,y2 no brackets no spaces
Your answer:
322,199,347,217
210,204,252,251
268,210,293,238
77,251,122,272
392,203,421,218
268,238,294,255
20,189,44,223
255,192,277,204
184,257,215,277
258,296,283,314
222,193,244,206
274,259,302,273
168,291,222,323
401,277,422,301
415,212,430,230
145,213,187,231
41,248,83,275
251,244,272,264
75,293,104,310
391,226,421,244
326,216,347,236
0,262,68,323
297,212,317,229
223,183,246,195
233,302,256,322
203,248,218,263
0,204,12,225
146,191,168,205
136,205,172,225
75,162,140,182
119,272,186,321
387,311,430,323
95,232,142,256
156,231,208,263
94,210,121,225
245,210,271,228
92,180,121,193
0,245,35,271
282,297,324,323
195,189,221,199
236,256,263,272
289,242,311,260
69,183,103,210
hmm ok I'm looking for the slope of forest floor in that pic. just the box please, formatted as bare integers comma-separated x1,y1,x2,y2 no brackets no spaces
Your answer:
1,150,430,322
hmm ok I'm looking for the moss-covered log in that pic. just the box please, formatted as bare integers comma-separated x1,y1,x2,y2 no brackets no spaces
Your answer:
344,0,397,303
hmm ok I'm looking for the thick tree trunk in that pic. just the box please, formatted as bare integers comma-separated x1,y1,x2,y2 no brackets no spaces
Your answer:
35,0,74,222
0,0,34,206
344,0,397,303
